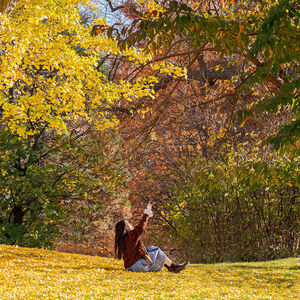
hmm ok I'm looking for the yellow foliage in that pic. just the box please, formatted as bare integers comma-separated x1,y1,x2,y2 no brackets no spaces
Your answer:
0,0,162,136
0,245,299,299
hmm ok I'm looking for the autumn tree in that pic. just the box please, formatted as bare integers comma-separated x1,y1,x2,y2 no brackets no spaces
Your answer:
121,0,299,151
0,0,171,247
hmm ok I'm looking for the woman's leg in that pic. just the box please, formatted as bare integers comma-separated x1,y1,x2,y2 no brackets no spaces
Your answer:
146,246,189,273
126,258,148,272
126,247,169,272
127,246,189,273
146,247,171,272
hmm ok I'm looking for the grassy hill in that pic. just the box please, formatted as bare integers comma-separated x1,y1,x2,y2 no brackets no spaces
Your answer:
0,245,299,299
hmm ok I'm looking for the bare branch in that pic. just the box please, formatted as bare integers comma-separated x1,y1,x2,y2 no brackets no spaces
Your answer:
105,0,125,12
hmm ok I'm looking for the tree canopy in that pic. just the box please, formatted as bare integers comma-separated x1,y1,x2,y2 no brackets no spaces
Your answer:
0,0,172,136
120,0,299,151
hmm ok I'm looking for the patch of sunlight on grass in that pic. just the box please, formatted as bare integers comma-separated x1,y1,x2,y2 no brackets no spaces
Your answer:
0,245,299,299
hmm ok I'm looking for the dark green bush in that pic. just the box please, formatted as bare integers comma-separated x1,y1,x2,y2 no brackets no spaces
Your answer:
161,148,299,262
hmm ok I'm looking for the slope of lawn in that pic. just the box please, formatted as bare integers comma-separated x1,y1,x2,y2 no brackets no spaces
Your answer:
0,245,299,299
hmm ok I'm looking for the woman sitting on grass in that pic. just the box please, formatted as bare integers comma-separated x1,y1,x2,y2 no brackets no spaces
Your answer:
115,203,189,273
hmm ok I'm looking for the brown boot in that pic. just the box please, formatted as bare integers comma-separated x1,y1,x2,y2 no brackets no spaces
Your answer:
165,262,190,273
164,264,174,272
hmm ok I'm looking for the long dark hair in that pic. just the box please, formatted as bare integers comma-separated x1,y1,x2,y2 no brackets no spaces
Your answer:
114,220,126,259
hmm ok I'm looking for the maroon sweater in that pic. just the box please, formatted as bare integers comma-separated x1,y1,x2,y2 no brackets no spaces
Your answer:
123,214,149,268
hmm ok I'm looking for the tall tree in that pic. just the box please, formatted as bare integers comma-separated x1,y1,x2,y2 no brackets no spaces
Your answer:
0,0,164,247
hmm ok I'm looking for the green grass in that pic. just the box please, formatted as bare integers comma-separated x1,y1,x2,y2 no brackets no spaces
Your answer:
0,245,299,299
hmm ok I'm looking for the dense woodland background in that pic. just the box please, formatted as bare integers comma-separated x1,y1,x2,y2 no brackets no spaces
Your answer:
0,0,299,262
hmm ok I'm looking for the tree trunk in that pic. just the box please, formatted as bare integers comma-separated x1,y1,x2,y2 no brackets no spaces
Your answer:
12,205,24,224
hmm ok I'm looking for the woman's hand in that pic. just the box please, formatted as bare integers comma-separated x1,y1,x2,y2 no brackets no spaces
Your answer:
144,201,153,217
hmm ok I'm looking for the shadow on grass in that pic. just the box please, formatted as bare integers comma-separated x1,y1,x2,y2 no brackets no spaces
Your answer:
231,265,300,271
69,266,123,271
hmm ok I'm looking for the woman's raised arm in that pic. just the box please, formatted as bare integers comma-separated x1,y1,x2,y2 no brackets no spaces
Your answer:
129,203,153,242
